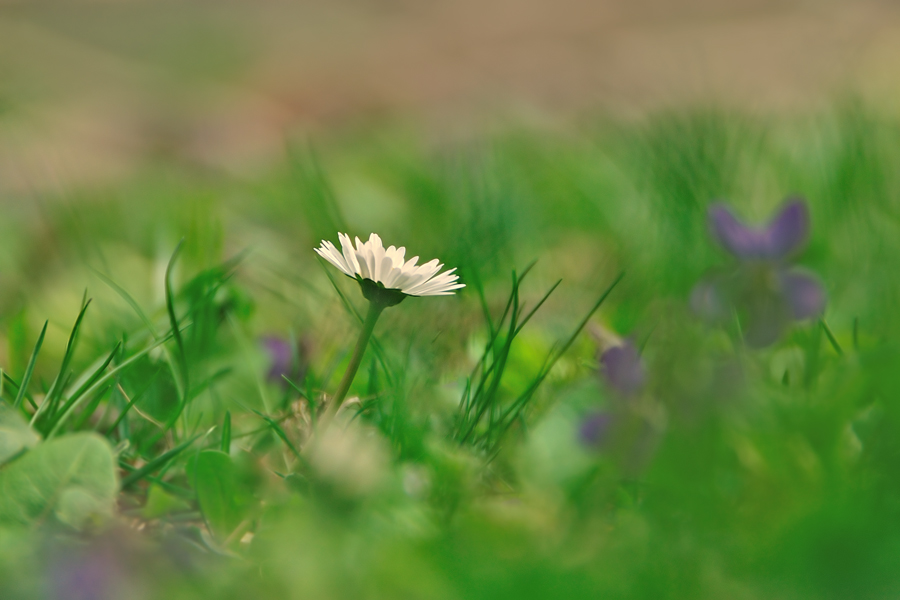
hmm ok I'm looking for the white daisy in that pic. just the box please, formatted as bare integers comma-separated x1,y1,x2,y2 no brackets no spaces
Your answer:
315,233,464,297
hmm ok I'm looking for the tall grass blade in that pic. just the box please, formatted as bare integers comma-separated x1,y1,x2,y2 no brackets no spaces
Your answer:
497,271,625,443
820,318,844,357
253,409,306,466
14,321,47,411
47,333,174,437
165,239,190,404
32,300,92,425
104,372,161,437
221,411,232,453
92,268,158,337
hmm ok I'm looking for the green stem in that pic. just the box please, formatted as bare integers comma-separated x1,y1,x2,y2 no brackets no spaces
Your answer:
318,301,385,431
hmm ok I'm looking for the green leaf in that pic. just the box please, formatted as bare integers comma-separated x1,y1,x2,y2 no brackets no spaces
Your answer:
194,450,248,542
118,356,179,425
0,403,40,466
0,433,118,529
142,484,191,519
120,435,197,489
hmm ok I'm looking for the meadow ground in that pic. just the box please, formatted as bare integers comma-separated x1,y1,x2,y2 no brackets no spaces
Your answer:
0,102,898,599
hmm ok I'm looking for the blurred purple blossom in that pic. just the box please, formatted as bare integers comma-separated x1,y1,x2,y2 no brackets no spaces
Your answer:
579,340,648,450
693,198,826,347
600,342,645,397
709,198,809,260
48,538,125,600
579,411,613,447
261,335,308,386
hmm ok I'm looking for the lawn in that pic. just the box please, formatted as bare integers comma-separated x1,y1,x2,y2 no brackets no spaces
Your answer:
0,104,898,599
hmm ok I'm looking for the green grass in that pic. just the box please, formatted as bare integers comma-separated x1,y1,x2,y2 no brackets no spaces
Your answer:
0,103,899,599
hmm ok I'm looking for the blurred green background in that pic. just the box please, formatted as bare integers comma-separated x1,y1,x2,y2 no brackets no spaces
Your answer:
1,1,900,599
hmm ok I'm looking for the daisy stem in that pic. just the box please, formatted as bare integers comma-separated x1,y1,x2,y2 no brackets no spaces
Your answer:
318,300,385,432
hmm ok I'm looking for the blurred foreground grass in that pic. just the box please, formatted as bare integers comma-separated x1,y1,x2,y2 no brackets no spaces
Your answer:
0,104,899,599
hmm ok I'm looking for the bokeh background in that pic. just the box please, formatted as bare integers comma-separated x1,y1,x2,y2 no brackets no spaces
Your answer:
3,0,900,192
2,2,900,599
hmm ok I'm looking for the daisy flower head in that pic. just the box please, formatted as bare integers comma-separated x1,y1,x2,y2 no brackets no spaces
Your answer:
315,233,464,307
313,233,464,433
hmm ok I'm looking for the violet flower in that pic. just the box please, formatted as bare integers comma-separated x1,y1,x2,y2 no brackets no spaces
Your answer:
579,412,612,447
47,538,127,600
261,335,307,386
600,342,646,397
691,197,826,347
579,340,646,448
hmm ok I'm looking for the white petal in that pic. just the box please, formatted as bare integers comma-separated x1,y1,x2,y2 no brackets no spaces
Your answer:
378,255,395,286
315,241,353,276
339,233,361,277
370,236,387,282
386,245,407,266
416,259,442,280
402,256,420,272
354,240,372,279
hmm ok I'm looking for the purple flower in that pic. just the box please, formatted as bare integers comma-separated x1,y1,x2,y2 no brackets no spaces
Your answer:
580,340,663,474
579,411,613,447
709,198,809,260
47,537,127,600
693,198,826,347
261,335,308,386
600,342,645,397
579,341,646,449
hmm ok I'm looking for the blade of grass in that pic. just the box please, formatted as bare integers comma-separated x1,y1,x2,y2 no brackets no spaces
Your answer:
514,279,561,336
458,268,524,430
47,333,175,437
32,301,93,425
221,411,231,453
3,373,37,410
165,239,190,407
42,341,121,435
253,409,307,467
70,384,112,431
14,321,47,410
468,268,495,340
117,464,194,499
91,267,158,338
497,271,625,440
459,270,522,444
820,318,844,357
281,375,310,403
120,435,200,489
104,372,162,436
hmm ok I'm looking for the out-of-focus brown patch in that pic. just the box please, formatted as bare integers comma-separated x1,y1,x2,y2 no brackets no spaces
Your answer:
1,0,899,190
